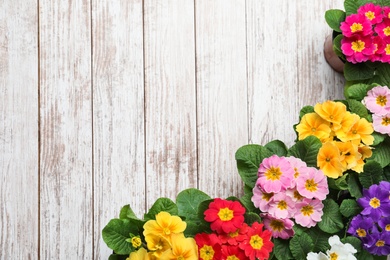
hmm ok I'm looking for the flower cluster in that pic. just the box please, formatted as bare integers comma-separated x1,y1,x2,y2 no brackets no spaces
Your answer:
307,235,357,260
347,181,390,256
296,100,374,178
340,3,390,63
196,198,274,260
128,211,197,260
251,155,329,238
363,85,390,135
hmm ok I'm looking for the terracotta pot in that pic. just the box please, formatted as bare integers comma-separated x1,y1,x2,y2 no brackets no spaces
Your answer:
324,34,344,73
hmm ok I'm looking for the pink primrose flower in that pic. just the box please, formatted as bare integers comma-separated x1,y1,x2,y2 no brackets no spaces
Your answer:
252,184,274,212
375,18,390,39
285,156,307,182
362,86,390,115
261,213,295,239
294,198,324,228
373,113,390,135
296,167,329,200
341,35,375,63
286,187,305,203
257,155,294,193
267,192,296,219
358,3,384,25
341,14,373,37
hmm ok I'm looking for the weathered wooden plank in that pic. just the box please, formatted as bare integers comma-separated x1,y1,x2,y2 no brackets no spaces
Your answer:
0,1,38,258
246,0,345,148
39,0,93,258
143,0,197,208
92,0,145,258
195,0,248,198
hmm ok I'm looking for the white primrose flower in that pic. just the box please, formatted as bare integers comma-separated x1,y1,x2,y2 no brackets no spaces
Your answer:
306,235,357,260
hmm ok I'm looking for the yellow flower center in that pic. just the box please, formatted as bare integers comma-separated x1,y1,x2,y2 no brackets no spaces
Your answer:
227,256,240,260
294,168,300,178
131,237,142,248
265,166,283,181
163,228,171,235
384,26,390,36
330,252,339,260
386,224,390,231
270,219,285,232
382,117,390,126
218,207,234,221
249,235,264,250
178,256,185,260
229,229,239,238
369,197,380,208
294,190,304,200
277,200,288,210
386,44,390,55
301,205,314,216
357,228,367,237
200,245,215,260
351,23,363,32
365,11,375,20
305,179,318,192
311,127,317,132
262,192,274,201
352,40,365,52
376,95,387,106
376,240,385,247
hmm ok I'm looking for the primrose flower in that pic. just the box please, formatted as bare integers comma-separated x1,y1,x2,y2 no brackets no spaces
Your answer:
375,18,390,38
194,233,222,260
143,211,186,241
338,118,374,145
160,233,198,260
307,235,357,260
204,198,245,234
296,113,332,142
380,41,390,62
317,141,345,178
285,156,307,180
384,7,390,19
261,213,295,239
348,215,375,239
239,222,274,260
358,3,384,25
370,36,386,61
351,145,372,173
252,185,274,212
127,247,154,260
363,231,390,256
314,100,347,131
335,141,361,170
362,86,390,115
257,155,294,193
221,245,246,259
373,113,390,135
144,234,171,257
357,183,390,221
378,217,390,233
218,223,249,246
267,192,296,219
340,13,373,37
335,111,359,137
296,167,329,200
341,35,376,63
294,198,324,228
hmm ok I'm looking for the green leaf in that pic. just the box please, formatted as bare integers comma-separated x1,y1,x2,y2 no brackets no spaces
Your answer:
325,9,346,32
176,188,211,221
235,144,273,188
372,132,386,146
344,62,375,82
108,254,130,260
341,236,362,252
184,220,210,237
333,34,344,58
347,99,369,119
340,199,361,217
359,161,384,188
368,140,390,168
334,173,349,190
265,140,288,157
306,227,331,252
289,232,314,260
348,172,363,199
344,0,365,15
375,63,390,86
299,106,314,119
144,198,178,221
102,219,141,255
318,199,344,234
287,136,322,167
240,191,258,213
119,205,138,220
344,83,370,101
384,166,390,181
273,238,294,260
244,212,261,226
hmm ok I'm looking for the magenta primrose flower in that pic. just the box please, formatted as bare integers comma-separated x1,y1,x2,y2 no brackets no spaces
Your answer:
373,113,390,135
294,198,324,228
296,167,329,200
261,213,295,239
375,18,390,38
380,40,390,62
384,7,390,19
362,86,390,115
257,155,294,193
370,36,386,61
341,35,375,63
358,3,384,25
340,14,373,37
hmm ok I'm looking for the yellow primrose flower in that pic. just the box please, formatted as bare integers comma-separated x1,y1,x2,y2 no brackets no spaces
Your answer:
335,141,361,170
317,142,346,178
314,100,347,131
143,212,186,241
337,118,374,145
160,233,198,260
127,247,156,260
144,234,171,257
351,145,373,173
296,112,332,142
335,111,359,138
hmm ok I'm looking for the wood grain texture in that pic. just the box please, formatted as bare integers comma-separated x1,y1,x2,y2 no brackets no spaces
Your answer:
246,0,345,148
143,0,197,208
92,0,145,258
196,0,248,198
39,0,93,258
0,1,38,259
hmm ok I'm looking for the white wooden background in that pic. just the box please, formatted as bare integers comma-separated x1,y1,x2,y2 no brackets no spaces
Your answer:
0,0,346,259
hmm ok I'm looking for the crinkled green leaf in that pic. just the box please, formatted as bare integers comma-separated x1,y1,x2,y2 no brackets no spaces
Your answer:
340,199,361,217
119,205,138,220
344,62,375,82
344,83,370,101
108,254,130,260
144,198,178,221
273,238,294,260
299,105,314,119
335,173,349,190
287,136,322,167
375,63,390,86
306,227,331,253
265,140,288,157
348,172,363,199
176,188,210,221
368,141,390,168
235,144,273,188
244,212,261,226
240,191,258,213
318,199,344,234
344,0,366,15
289,232,314,260
347,99,370,120
325,9,345,32
359,161,384,188
372,132,386,146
